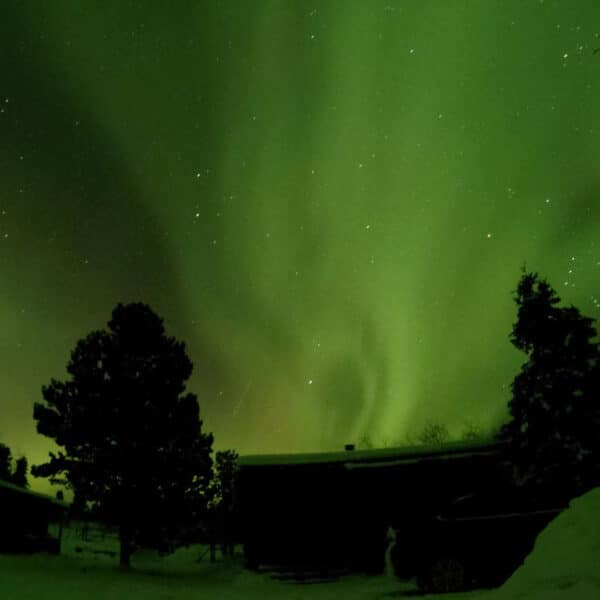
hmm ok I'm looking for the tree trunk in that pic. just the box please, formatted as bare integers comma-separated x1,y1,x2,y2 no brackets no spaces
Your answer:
119,523,132,569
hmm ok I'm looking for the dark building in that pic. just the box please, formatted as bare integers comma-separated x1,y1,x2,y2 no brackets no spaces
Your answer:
0,478,68,554
236,439,509,576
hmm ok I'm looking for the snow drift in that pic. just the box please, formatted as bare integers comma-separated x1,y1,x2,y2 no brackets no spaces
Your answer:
491,486,600,600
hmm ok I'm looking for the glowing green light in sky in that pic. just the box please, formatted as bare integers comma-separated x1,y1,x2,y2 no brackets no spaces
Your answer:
1,1,600,493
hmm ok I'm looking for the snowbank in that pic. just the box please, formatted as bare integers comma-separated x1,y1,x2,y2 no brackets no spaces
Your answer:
491,486,600,600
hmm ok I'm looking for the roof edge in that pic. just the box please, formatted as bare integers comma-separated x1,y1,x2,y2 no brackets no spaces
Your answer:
238,438,506,467
0,478,69,508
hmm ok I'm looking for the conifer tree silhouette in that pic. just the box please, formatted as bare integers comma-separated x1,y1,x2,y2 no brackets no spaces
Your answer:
32,302,214,568
500,270,599,495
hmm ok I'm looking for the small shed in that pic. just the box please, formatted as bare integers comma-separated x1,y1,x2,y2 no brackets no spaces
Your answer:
236,439,509,574
0,478,69,554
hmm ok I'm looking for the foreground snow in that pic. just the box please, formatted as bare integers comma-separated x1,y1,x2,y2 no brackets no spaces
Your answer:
0,546,417,600
487,486,600,600
1,487,599,600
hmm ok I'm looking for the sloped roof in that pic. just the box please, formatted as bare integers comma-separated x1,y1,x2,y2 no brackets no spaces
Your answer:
0,478,69,508
238,438,505,468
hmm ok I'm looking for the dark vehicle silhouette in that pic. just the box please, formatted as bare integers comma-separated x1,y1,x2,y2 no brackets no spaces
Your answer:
412,484,569,593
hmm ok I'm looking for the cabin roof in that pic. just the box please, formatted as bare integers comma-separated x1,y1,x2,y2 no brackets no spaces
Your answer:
238,438,505,468
0,478,69,508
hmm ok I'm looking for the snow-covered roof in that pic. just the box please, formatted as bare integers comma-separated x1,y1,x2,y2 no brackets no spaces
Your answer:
0,478,69,508
238,439,505,468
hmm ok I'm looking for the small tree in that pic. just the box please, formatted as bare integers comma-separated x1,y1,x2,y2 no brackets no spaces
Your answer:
500,271,600,494
416,421,450,446
11,456,28,488
358,433,375,450
0,443,12,481
31,302,214,568
0,443,28,487
215,450,238,511
460,421,487,442
206,449,239,559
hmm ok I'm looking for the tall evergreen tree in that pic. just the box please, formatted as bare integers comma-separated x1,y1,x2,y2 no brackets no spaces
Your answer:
500,271,600,494
31,302,214,568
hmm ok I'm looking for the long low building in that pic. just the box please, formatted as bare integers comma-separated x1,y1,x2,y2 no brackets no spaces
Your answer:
235,439,509,575
0,478,69,554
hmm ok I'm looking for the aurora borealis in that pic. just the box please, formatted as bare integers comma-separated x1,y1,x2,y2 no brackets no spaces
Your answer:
2,1,600,494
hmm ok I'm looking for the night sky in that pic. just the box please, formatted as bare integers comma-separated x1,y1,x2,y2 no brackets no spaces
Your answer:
2,1,600,494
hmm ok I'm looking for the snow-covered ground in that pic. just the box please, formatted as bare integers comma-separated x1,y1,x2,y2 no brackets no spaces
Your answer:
1,487,599,600
486,486,600,600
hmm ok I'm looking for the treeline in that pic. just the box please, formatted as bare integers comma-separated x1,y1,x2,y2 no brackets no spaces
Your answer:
357,420,498,450
16,268,600,569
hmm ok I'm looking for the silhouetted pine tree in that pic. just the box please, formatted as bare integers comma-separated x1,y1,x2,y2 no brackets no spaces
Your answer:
31,302,214,568
500,271,600,494
11,456,28,488
0,443,12,481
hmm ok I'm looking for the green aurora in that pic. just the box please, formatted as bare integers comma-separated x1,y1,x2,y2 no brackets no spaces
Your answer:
1,1,600,494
